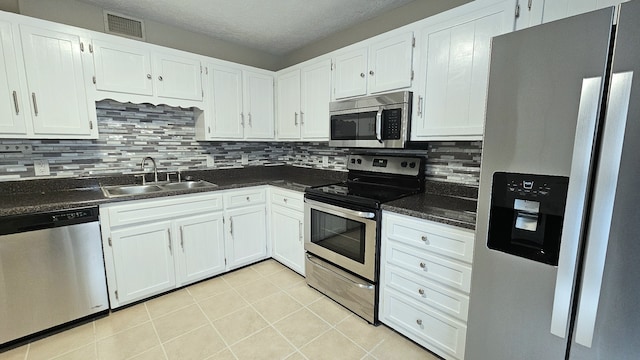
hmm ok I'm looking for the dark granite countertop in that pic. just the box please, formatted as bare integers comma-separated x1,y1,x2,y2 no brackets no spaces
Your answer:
0,165,345,217
382,181,478,230
0,167,477,231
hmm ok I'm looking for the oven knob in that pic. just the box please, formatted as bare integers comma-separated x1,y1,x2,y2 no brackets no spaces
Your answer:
401,161,407,167
357,159,362,164
409,162,416,168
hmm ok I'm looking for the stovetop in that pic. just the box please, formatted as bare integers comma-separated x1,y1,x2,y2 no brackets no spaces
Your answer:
304,154,425,210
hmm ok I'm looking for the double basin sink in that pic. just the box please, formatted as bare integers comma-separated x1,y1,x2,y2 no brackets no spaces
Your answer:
101,180,218,198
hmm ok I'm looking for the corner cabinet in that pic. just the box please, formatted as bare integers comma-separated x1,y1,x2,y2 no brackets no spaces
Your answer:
411,0,515,141
276,58,331,141
333,31,414,100
380,211,475,360
270,188,305,275
197,63,275,141
100,192,225,308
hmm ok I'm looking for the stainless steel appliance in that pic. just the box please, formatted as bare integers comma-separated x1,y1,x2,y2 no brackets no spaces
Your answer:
304,154,424,323
329,91,412,148
0,207,109,348
467,3,640,359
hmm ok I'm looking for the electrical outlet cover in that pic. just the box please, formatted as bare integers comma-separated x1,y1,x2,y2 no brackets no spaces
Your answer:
206,154,215,167
322,156,329,167
241,154,249,165
34,159,50,176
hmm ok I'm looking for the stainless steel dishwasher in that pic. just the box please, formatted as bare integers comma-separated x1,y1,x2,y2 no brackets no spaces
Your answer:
0,206,109,347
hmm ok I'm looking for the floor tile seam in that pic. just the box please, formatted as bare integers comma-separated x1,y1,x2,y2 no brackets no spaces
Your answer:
295,327,337,356
146,298,198,320
44,341,98,360
332,323,379,358
219,322,272,348
28,323,98,360
94,318,154,342
192,298,236,356
144,304,169,360
155,323,211,346
189,284,236,303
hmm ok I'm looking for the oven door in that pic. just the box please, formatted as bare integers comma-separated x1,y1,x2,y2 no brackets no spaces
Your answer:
304,198,377,281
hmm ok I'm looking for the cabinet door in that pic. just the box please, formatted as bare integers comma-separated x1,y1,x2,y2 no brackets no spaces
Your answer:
368,32,414,94
243,71,275,139
300,59,331,140
271,206,304,275
153,53,202,101
544,0,626,23
276,69,301,139
414,3,510,140
92,38,153,96
225,205,268,270
20,25,92,137
514,0,544,30
174,213,225,286
333,47,368,99
209,64,244,139
0,21,26,135
110,221,176,305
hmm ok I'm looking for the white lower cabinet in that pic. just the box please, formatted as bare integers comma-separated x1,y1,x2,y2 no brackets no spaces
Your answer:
174,213,226,285
270,188,305,275
380,211,475,360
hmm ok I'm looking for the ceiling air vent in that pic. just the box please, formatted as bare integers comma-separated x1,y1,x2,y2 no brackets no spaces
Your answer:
104,11,145,40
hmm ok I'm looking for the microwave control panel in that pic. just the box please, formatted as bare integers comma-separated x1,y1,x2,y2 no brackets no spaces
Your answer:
382,109,401,139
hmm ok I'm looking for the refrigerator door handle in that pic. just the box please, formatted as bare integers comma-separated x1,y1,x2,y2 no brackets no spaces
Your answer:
573,71,633,348
550,77,603,339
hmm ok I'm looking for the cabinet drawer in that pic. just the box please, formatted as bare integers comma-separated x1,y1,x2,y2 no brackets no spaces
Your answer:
384,264,469,322
104,192,223,228
384,212,475,264
270,189,303,212
224,188,266,209
386,241,472,293
381,288,466,360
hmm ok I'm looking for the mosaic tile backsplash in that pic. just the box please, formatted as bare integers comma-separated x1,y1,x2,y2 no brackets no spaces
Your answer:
0,101,482,186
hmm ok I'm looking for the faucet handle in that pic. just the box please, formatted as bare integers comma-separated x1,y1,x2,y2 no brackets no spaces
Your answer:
134,174,146,185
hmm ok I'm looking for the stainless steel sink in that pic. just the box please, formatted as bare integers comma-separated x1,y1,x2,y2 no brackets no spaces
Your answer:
102,180,217,198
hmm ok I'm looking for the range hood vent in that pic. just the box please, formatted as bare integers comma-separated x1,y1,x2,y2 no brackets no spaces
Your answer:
104,11,145,40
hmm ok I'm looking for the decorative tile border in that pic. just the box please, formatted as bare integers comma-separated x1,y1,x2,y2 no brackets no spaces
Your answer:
0,101,481,186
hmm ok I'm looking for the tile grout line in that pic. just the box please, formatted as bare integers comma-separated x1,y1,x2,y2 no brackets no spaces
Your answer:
143,302,169,360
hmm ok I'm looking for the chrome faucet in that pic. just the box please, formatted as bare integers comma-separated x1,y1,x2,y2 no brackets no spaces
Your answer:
141,156,158,183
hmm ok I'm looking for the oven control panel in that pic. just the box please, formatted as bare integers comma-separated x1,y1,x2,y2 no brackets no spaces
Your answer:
347,155,422,176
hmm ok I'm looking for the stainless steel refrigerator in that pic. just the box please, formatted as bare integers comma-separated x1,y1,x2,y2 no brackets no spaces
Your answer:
466,2,640,359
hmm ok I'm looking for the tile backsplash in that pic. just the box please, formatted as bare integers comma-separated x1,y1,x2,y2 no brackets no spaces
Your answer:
0,101,482,186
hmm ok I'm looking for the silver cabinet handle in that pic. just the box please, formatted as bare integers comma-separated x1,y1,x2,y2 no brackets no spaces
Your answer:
248,113,252,126
146,74,152,79
300,111,304,125
550,77,603,339
360,73,365,78
528,0,533,10
417,95,424,117
418,288,425,296
229,217,233,236
208,126,211,134
419,262,427,270
298,221,303,242
167,229,172,253
31,93,38,116
294,112,298,125
416,319,423,326
12,91,18,114
240,112,245,127
158,75,163,81
369,70,374,76
179,226,184,250
573,72,633,348
421,235,428,243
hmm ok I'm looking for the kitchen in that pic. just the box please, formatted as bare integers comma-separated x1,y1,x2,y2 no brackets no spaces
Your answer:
0,0,637,359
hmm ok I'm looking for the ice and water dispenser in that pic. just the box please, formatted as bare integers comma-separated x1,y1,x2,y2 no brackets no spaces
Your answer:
487,172,569,265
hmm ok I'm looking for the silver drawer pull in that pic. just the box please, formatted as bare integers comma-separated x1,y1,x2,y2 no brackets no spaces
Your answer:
12,91,19,114
418,288,425,296
416,319,423,326
31,93,38,116
421,235,429,243
419,262,427,271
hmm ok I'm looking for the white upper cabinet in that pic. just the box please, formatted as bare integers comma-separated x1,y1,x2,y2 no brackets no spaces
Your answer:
198,63,275,141
20,24,95,138
412,0,515,141
276,68,301,139
0,21,27,136
543,0,628,23
333,31,414,100
514,0,545,30
244,70,275,139
275,58,331,141
92,36,203,103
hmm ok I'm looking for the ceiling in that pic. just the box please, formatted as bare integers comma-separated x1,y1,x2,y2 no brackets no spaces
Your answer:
74,0,417,56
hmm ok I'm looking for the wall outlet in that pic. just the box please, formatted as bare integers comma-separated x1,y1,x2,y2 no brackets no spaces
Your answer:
322,156,329,168
34,159,50,176
241,153,249,165
205,154,215,167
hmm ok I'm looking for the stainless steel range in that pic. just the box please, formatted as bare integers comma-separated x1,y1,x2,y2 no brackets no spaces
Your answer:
304,154,424,324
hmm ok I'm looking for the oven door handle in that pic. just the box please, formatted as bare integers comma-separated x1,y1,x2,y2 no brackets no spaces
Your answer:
306,254,374,290
375,108,383,143
305,199,376,220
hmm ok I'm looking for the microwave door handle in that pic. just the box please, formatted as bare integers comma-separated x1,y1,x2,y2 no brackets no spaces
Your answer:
375,108,383,143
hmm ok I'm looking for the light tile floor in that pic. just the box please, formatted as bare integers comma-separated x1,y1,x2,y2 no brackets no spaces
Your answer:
0,260,439,360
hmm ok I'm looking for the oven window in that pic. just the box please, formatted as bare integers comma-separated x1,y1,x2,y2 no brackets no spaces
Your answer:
310,209,366,263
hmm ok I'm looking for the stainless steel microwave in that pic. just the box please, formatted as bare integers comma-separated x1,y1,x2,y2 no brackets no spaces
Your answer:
329,91,412,148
